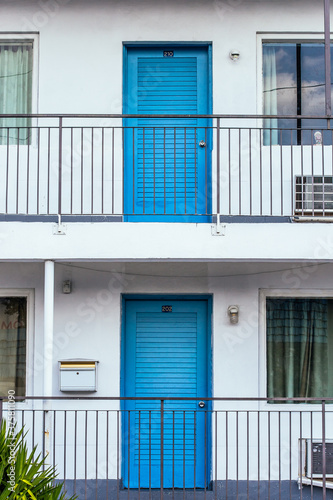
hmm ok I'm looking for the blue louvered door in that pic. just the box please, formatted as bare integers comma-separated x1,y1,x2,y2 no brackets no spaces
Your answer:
123,299,209,489
124,46,211,221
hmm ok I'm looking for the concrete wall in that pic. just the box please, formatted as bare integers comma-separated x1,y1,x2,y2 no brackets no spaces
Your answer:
1,259,333,399
1,0,333,491
0,0,331,221
2,260,333,485
0,0,328,115
1,221,333,261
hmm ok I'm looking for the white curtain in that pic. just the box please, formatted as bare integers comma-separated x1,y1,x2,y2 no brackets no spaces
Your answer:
0,43,33,145
263,46,279,145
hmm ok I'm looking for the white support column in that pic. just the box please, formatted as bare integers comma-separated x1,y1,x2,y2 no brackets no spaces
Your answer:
44,260,55,397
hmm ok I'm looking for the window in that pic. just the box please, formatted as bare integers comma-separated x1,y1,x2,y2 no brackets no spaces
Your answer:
263,42,333,145
0,297,27,397
266,298,333,400
0,41,34,145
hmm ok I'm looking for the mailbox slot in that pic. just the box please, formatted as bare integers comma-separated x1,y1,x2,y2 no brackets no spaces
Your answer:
59,360,98,392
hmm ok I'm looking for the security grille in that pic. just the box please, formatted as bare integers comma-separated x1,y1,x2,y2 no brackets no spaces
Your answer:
310,442,333,475
300,439,333,478
295,176,333,215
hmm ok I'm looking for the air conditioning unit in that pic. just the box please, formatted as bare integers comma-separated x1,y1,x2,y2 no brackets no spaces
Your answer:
299,439,333,484
295,176,333,215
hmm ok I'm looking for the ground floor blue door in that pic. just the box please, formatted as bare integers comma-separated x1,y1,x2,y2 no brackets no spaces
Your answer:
123,45,212,221
122,298,210,488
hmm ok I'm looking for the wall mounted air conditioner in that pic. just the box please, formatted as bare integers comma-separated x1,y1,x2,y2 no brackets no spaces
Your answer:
299,439,333,488
295,176,333,215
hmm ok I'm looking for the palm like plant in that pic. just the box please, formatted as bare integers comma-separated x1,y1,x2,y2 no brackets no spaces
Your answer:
0,420,77,499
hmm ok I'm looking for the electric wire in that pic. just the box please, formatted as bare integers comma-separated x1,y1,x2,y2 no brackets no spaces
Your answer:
56,260,332,279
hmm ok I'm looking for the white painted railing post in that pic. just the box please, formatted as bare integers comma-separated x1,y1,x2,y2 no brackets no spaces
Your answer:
44,260,55,398
43,260,54,466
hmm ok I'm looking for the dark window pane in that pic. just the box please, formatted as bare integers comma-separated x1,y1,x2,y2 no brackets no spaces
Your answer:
0,297,27,397
266,298,333,401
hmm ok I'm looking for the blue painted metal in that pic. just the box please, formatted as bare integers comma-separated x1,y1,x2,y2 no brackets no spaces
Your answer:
124,45,211,221
123,299,209,488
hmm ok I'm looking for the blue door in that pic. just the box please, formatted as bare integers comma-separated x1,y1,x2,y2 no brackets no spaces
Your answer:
123,299,210,488
124,45,211,221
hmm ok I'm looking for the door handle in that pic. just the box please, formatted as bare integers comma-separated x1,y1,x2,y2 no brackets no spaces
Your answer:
198,401,205,408
199,140,206,148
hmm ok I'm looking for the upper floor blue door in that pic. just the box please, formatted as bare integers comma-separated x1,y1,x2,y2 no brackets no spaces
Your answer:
122,298,210,489
123,45,211,221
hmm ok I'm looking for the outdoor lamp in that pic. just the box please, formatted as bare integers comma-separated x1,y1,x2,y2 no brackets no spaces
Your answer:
228,305,239,324
229,50,240,61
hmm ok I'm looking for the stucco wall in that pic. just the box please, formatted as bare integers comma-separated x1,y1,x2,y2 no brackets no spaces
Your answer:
1,259,333,399
0,0,328,115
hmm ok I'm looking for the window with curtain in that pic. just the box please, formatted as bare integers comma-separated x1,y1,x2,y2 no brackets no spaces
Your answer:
263,42,333,145
0,297,27,397
0,42,33,145
266,298,333,401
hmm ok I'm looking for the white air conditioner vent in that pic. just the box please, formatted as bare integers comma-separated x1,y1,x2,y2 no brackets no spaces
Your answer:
295,176,333,215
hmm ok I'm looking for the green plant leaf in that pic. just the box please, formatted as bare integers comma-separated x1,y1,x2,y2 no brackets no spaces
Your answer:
0,420,77,500
21,479,33,487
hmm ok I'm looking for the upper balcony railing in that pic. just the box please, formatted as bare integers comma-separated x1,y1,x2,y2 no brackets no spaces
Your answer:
1,114,333,221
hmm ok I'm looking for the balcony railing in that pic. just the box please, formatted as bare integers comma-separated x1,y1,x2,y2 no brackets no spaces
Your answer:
1,396,333,499
1,114,333,220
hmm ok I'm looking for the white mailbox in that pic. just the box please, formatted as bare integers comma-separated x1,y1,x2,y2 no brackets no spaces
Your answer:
59,360,98,392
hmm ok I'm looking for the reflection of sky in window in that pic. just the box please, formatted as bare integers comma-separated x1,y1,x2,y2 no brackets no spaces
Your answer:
302,45,325,115
263,43,331,116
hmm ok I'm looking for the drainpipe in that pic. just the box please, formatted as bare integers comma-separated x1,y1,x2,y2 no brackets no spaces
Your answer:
324,0,331,117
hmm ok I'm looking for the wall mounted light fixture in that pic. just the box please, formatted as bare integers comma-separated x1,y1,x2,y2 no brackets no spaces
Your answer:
229,50,240,62
62,280,72,294
228,305,239,324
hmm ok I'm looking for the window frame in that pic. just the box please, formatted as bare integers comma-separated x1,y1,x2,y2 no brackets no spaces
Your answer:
0,289,35,406
259,288,333,408
0,33,39,145
257,32,331,144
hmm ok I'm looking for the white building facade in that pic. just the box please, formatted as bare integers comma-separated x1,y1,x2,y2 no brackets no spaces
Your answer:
1,0,333,498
